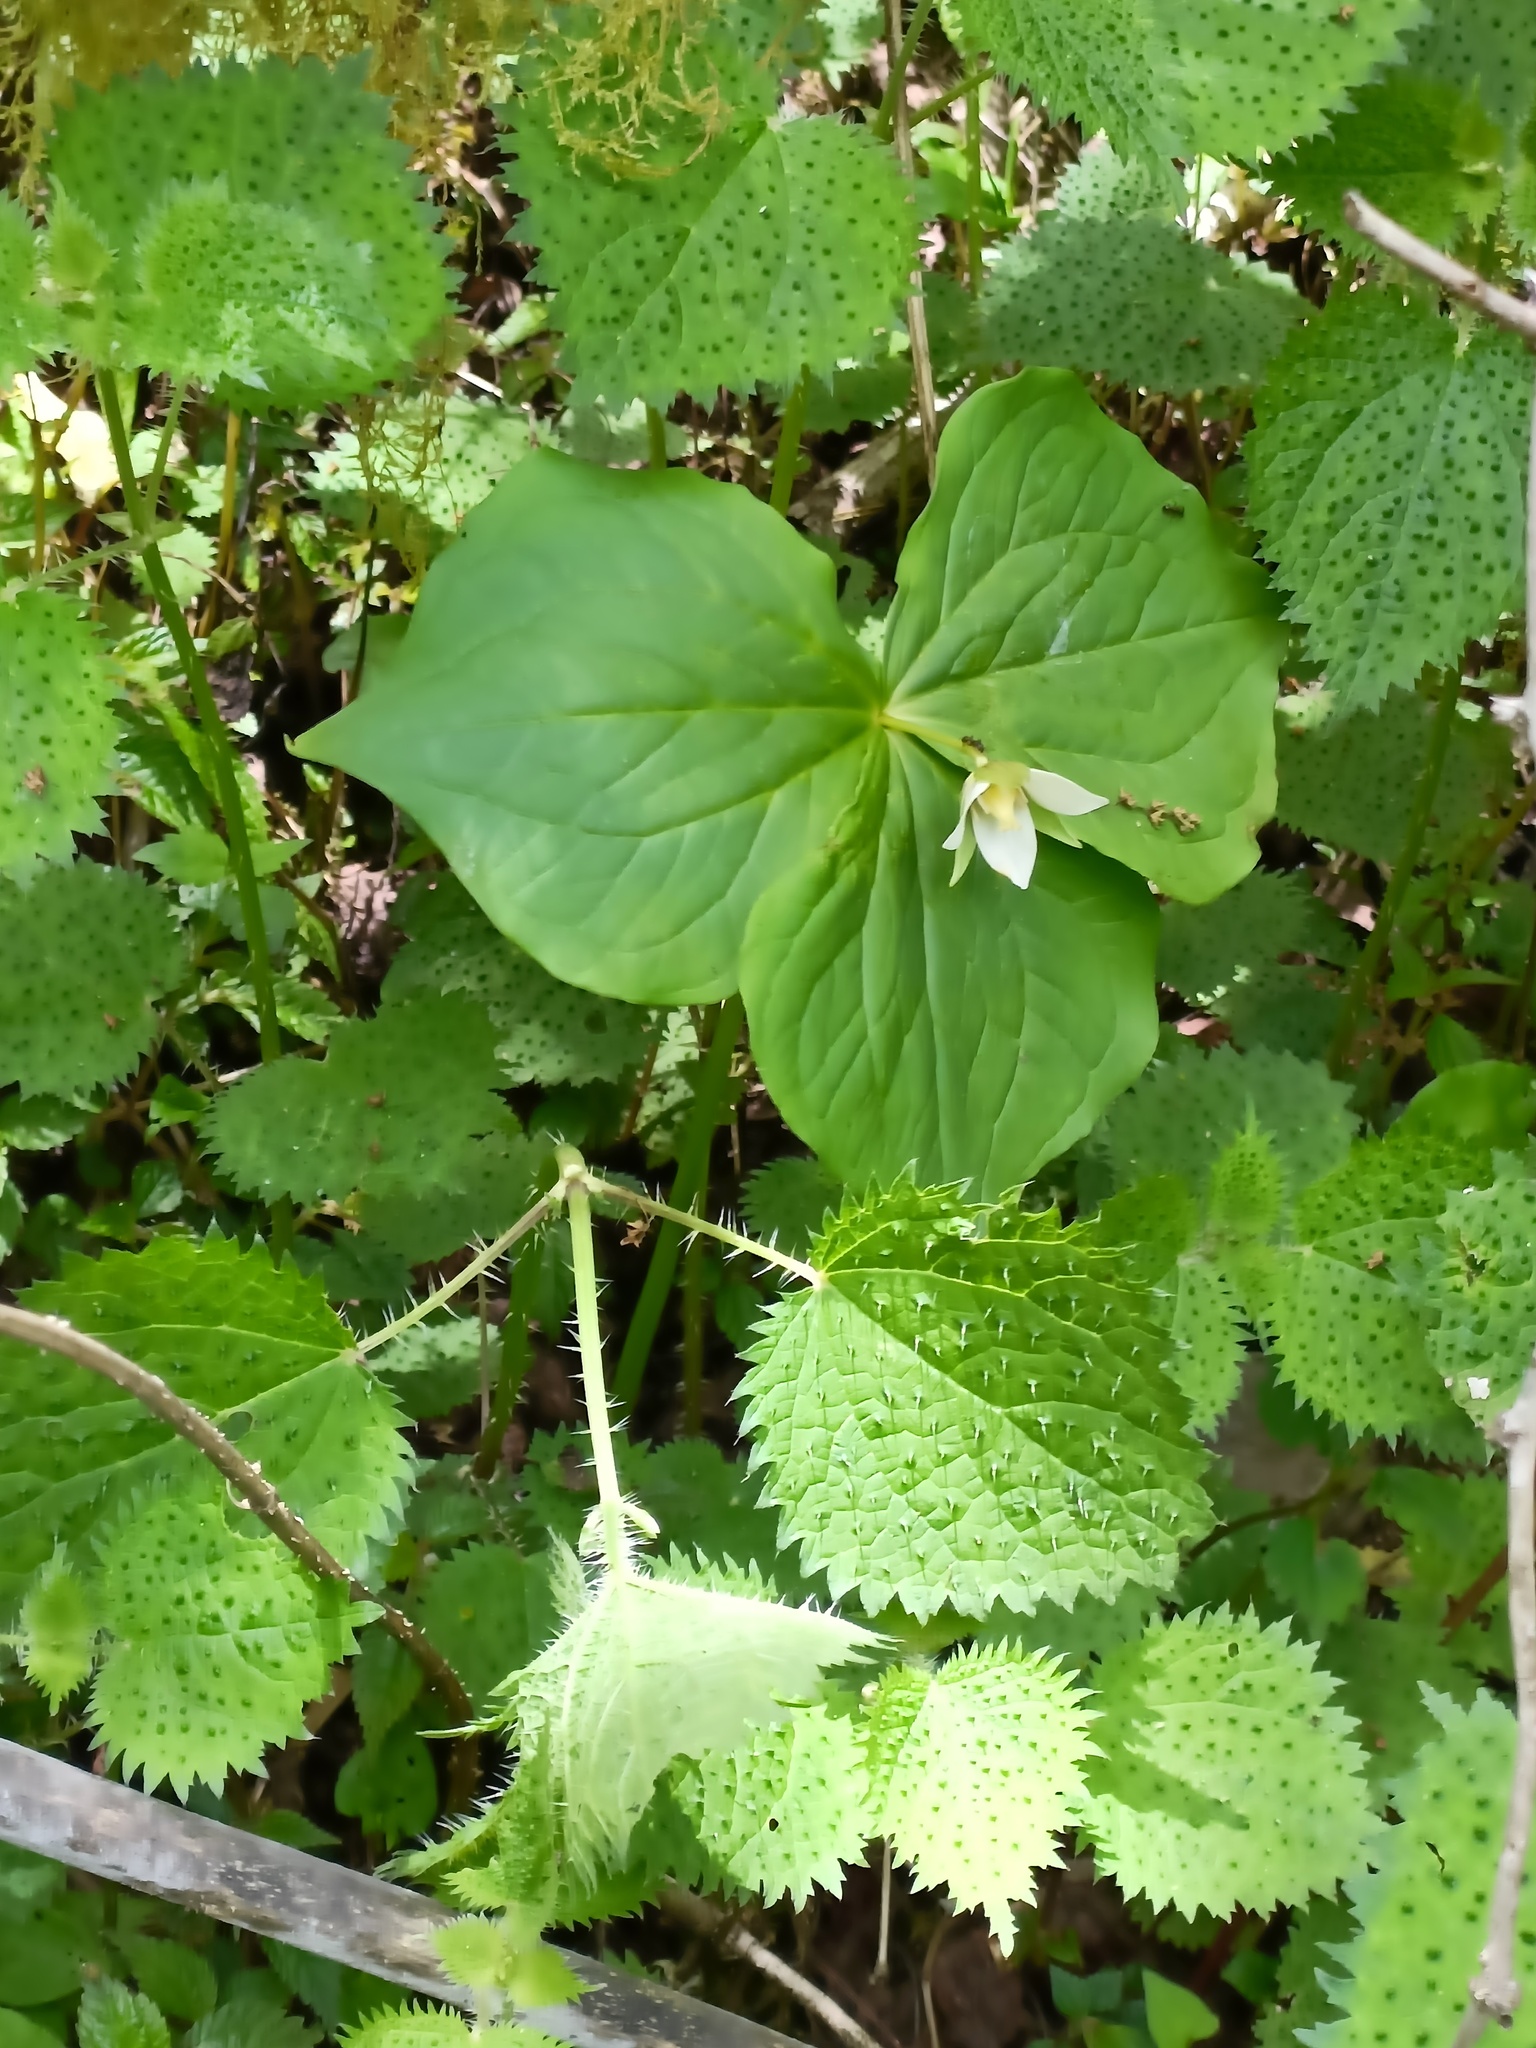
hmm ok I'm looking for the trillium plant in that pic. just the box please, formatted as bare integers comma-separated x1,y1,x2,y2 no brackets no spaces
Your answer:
0,3,1533,2047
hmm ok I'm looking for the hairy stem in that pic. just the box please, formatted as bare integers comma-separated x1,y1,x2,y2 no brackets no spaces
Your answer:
558,1147,625,1573
1326,665,1463,1075
0,1304,473,1727
769,371,809,517
97,373,282,1065
611,995,744,1407
356,1193,558,1356
1455,1363,1536,2046
583,1176,821,1286
471,1244,542,1480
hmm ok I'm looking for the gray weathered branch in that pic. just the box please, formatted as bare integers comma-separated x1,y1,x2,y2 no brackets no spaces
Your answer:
1342,192,1536,346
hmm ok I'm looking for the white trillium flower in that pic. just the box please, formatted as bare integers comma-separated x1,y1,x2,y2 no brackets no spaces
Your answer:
942,755,1109,891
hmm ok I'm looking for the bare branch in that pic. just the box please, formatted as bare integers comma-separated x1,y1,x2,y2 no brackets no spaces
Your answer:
1342,193,1536,347
659,1885,881,2048
0,1304,473,1725
1454,1361,1536,2047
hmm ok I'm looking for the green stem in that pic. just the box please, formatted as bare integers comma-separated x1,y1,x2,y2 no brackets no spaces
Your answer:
357,1191,558,1355
559,1147,626,1573
874,0,934,140
145,383,187,520
97,373,282,1066
27,415,45,572
681,1238,705,1438
964,85,984,297
646,404,668,471
1326,666,1464,1076
583,1175,820,1285
910,63,997,131
611,995,744,1408
769,372,809,517
471,1244,541,1480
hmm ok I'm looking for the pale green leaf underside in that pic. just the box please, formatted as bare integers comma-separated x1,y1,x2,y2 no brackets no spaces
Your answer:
1249,290,1528,712
1078,1609,1377,1919
885,373,1282,903
863,1645,1096,1939
0,592,120,873
743,737,1160,1192
982,214,1299,395
738,1184,1212,1622
516,102,916,405
299,451,881,1005
1315,1691,1536,2048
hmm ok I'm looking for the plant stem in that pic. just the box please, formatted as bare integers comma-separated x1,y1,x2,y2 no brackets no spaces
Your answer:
0,1304,473,1727
97,373,282,1066
145,382,187,519
1342,191,1536,346
964,85,984,297
658,1886,881,2048
27,415,45,572
681,1236,705,1437
911,64,997,130
645,403,668,471
583,1176,820,1285
471,1244,541,1480
1454,1362,1536,2046
873,0,933,141
769,372,809,517
558,1146,626,1574
1326,665,1463,1075
886,0,938,482
357,1193,558,1356
610,995,744,1408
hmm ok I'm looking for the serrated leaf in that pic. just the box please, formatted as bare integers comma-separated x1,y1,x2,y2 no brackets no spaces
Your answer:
0,862,185,1101
47,59,450,409
1076,1608,1377,1919
1370,1465,1511,1678
89,1490,361,1796
206,994,540,1263
514,96,916,404
1169,1256,1245,1432
313,395,530,563
77,1981,170,2048
499,1557,876,1886
740,1156,844,1260
738,1183,1213,1623
0,198,53,379
340,2006,552,2048
955,0,1422,164
864,1644,1095,1940
0,1233,408,1592
1278,71,1504,250
410,1544,561,1712
1423,1170,1536,1424
384,873,652,1088
1401,0,1536,149
299,450,882,1006
19,1559,97,1708
673,1699,870,1907
982,201,1299,394
1158,871,1347,1061
1318,1615,1478,1797
1249,289,1528,711
1089,1044,1357,1204
743,737,1161,1191
335,1721,438,1847
882,370,1282,904
1315,1691,1536,2048
1255,1893,1354,2048
0,594,121,873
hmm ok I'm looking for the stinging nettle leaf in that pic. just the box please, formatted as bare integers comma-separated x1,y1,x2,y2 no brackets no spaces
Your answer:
1076,1608,1378,1920
738,1182,1213,1623
0,594,121,874
863,1643,1096,1941
1249,289,1528,712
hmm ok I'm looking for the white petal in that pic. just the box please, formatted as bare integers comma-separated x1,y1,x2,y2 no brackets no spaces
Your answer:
957,772,988,813
1022,767,1108,816
974,805,1038,890
941,817,966,852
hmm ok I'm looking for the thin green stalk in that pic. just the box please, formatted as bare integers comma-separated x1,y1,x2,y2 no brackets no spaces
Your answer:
27,415,46,572
1327,665,1465,1076
681,1237,705,1438
964,85,984,296
646,404,669,471
873,0,934,140
357,1192,558,1355
611,995,744,1407
583,1175,820,1285
472,1243,541,1479
559,1147,626,1574
145,383,187,520
97,373,282,1065
910,63,996,130
769,372,809,516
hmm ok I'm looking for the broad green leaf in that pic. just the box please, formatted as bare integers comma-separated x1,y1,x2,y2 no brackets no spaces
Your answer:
205,994,540,1262
411,1544,560,1712
955,0,1422,164
1143,1973,1217,2048
0,594,121,873
513,91,916,404
740,1156,844,1260
1158,870,1346,1061
1370,1466,1511,1680
298,452,882,1004
1422,1170,1536,1425
1401,0,1536,150
0,199,52,379
499,1556,876,1885
384,873,652,1089
673,1700,871,1907
47,59,449,408
1319,1615,1478,1797
0,862,185,1101
335,1722,438,1846
1169,1256,1245,1433
982,176,1299,393
1077,1609,1377,1919
1249,290,1528,711
743,738,1160,1191
1278,72,1504,250
0,1234,408,1594
883,372,1282,902
738,1184,1213,1622
863,1644,1096,1940
312,395,530,566
1318,1692,1536,2047
1255,1895,1354,2047
89,1491,361,1796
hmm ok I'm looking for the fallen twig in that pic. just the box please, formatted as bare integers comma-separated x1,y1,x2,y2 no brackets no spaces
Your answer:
660,1884,882,2048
